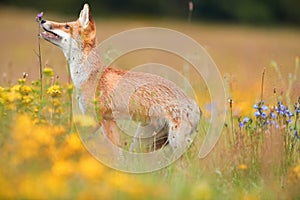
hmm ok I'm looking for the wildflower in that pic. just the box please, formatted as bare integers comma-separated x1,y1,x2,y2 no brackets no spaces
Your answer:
253,104,259,109
55,107,64,114
270,112,276,119
239,121,244,128
261,112,267,119
239,117,250,128
47,85,61,97
52,98,61,107
286,109,294,117
22,95,33,104
276,102,286,115
20,85,32,95
78,156,104,180
18,78,26,84
52,159,74,176
11,84,21,92
261,105,268,111
6,90,22,102
66,84,74,94
65,133,82,151
43,67,54,77
288,161,300,183
254,111,260,117
238,164,248,170
34,107,39,113
36,12,43,22
243,116,250,123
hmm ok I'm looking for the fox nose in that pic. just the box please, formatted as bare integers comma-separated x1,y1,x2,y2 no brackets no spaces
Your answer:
41,19,46,24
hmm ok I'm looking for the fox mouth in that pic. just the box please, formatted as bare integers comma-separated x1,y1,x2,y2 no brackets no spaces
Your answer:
41,27,62,42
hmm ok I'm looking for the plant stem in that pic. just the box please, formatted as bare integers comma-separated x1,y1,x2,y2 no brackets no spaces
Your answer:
37,23,43,100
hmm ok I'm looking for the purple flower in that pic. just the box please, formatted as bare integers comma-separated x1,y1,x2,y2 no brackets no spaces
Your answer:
261,105,268,111
279,110,285,115
261,112,267,119
253,104,259,109
270,112,276,119
243,117,250,123
254,111,261,117
36,12,43,21
286,110,294,117
239,121,244,128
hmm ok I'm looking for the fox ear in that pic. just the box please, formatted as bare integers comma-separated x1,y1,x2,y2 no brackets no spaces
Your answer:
79,3,90,29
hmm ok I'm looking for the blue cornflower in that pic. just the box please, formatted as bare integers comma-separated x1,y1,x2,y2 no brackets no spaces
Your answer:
254,111,260,117
239,121,244,128
279,110,285,115
261,105,268,111
279,102,285,111
239,117,250,128
253,104,259,109
261,112,267,119
286,110,294,117
287,118,292,123
270,112,276,119
243,117,250,123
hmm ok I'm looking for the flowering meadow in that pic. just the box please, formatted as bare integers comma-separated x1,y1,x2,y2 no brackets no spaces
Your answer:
0,58,299,199
0,7,300,198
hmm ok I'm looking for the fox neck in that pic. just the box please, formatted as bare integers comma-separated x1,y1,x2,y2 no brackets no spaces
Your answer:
63,40,100,89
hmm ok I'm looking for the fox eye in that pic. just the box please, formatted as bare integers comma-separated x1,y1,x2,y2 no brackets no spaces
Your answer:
64,24,70,29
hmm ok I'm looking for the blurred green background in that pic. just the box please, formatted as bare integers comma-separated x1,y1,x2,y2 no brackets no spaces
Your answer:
0,0,300,25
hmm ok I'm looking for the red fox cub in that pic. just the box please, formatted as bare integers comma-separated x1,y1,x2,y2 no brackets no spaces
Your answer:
41,4,200,152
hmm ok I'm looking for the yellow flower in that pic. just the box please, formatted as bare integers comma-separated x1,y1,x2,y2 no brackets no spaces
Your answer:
20,85,32,94
47,85,62,97
6,90,22,102
34,107,39,113
65,133,83,152
66,83,74,94
52,159,75,176
238,164,248,170
107,172,131,189
43,67,54,76
78,156,105,180
55,107,64,114
52,98,61,107
18,78,26,84
288,161,300,183
22,95,33,104
11,84,21,92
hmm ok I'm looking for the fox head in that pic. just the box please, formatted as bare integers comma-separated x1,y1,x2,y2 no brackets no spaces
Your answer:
41,4,96,59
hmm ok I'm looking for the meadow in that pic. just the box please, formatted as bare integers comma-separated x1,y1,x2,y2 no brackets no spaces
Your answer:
0,6,300,199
